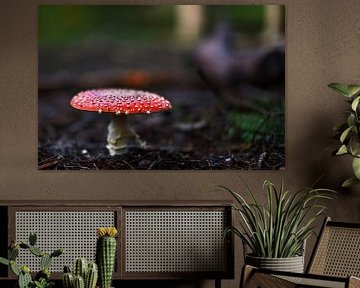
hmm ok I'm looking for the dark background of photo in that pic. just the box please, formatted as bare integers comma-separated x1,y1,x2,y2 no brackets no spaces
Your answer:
1,1,360,287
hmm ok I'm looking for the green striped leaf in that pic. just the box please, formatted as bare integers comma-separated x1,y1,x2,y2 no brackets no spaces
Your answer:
336,145,348,155
351,96,360,111
328,83,351,97
348,85,360,97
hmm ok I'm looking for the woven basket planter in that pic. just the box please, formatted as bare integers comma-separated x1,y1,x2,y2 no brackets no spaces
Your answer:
245,254,305,273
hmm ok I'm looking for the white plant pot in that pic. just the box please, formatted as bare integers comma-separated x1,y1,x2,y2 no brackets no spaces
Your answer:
245,254,305,273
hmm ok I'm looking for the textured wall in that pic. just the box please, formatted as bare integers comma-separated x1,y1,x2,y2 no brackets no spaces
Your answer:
1,1,360,287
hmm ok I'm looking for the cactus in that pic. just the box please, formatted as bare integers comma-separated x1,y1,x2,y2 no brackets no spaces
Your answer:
9,246,19,260
0,232,63,288
85,263,98,288
63,272,74,288
29,245,44,257
21,265,30,274
74,258,88,279
10,260,21,276
51,248,64,258
29,232,37,246
64,265,72,273
96,227,118,288
41,253,52,270
18,267,32,288
74,275,85,288
19,243,30,249
62,265,74,288
63,260,98,288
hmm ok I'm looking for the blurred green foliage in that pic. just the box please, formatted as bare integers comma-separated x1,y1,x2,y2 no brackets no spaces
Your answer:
228,111,285,145
38,5,175,46
205,5,264,33
39,5,267,46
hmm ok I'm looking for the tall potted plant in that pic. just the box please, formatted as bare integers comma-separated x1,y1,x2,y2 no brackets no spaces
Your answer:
328,83,360,187
221,179,334,273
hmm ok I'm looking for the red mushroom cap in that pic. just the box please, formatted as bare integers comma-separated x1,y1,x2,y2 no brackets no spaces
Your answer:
70,89,172,115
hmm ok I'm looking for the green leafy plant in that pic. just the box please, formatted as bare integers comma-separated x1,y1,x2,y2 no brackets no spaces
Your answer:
0,232,63,288
328,83,360,187
220,179,335,258
32,278,54,288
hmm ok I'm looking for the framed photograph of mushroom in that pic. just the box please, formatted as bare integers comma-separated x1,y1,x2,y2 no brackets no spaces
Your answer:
38,5,285,170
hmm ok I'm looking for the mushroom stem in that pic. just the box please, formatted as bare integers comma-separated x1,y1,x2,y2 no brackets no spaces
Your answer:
106,114,145,156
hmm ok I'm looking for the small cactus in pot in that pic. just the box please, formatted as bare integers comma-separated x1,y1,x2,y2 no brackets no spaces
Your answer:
63,266,74,288
85,262,98,288
73,275,85,288
96,227,118,288
62,259,98,288
74,258,88,280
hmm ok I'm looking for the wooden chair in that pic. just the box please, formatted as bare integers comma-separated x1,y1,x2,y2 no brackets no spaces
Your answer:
241,217,360,288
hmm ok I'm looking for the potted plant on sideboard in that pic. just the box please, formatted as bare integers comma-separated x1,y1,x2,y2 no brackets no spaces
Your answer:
221,179,335,273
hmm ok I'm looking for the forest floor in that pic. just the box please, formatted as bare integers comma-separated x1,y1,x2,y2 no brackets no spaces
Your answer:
38,43,285,170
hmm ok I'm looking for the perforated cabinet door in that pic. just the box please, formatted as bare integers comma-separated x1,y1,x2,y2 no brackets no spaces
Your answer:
124,208,231,278
14,210,116,272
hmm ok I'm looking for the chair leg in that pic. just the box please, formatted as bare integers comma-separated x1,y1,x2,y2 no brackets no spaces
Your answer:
215,278,221,288
240,265,255,288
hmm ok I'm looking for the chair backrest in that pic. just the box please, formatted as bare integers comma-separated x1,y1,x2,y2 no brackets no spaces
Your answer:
307,217,360,277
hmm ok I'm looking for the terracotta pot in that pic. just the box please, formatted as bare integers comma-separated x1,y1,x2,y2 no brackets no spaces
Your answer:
245,254,305,273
